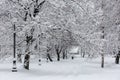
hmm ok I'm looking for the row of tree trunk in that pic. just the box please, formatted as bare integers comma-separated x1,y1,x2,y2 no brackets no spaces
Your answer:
46,50,68,62
18,50,120,70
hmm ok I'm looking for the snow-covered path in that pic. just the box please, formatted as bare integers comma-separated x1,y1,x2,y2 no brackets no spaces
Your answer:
0,57,120,80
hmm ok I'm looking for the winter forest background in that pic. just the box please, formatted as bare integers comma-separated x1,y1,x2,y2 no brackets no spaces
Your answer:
0,0,120,80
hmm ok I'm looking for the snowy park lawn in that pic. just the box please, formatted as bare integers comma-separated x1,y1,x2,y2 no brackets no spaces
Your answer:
0,57,120,80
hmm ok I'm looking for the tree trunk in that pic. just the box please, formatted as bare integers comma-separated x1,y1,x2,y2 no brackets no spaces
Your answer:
62,51,66,59
115,55,119,64
115,51,120,64
101,54,104,68
55,45,62,61
17,54,22,63
56,52,60,61
82,52,85,58
115,54,119,64
47,53,53,62
65,50,68,59
24,52,30,70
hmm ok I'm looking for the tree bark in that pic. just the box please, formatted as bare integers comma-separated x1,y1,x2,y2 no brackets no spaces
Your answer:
24,52,30,70
115,54,119,64
47,53,53,62
101,54,104,68
65,50,68,59
115,51,120,64
56,52,60,61
55,45,62,61
17,53,22,63
62,51,65,59
82,52,85,58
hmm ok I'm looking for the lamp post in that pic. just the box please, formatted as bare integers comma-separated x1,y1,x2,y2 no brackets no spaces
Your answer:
12,23,17,72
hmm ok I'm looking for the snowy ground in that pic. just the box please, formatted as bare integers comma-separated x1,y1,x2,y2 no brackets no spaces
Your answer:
0,56,120,80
